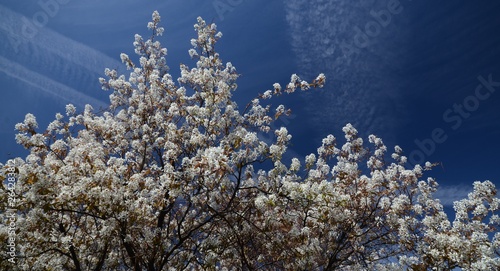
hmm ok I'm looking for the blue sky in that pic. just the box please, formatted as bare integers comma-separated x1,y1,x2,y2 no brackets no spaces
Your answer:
1,0,500,207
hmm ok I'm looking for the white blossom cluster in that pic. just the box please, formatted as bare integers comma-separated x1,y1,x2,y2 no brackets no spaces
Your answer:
0,11,498,271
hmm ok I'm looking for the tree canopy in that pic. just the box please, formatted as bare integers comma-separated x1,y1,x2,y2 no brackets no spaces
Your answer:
1,11,499,271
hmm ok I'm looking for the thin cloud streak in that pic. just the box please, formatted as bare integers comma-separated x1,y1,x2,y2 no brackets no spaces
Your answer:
434,184,472,207
0,55,107,109
0,4,122,109
0,4,123,77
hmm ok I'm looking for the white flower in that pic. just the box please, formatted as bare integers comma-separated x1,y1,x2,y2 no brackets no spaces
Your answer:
269,144,281,156
255,196,266,209
300,80,310,90
290,158,301,171
305,153,316,167
243,132,257,145
24,113,38,129
188,49,198,58
65,104,76,116
152,10,161,23
262,90,272,99
156,27,165,36
276,104,285,114
322,134,335,146
315,73,326,87
379,197,391,210
273,83,281,92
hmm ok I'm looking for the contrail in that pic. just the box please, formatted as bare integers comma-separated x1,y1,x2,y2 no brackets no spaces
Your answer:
0,4,123,108
0,4,123,77
0,55,107,110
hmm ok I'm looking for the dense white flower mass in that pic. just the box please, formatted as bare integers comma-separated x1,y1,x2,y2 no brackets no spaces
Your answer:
0,11,498,271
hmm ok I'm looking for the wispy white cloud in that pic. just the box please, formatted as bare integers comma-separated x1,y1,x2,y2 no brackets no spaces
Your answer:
0,4,122,109
0,55,107,109
0,4,122,76
283,0,409,142
434,184,472,207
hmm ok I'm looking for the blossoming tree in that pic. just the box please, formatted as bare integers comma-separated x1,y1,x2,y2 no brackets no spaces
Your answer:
1,11,499,271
